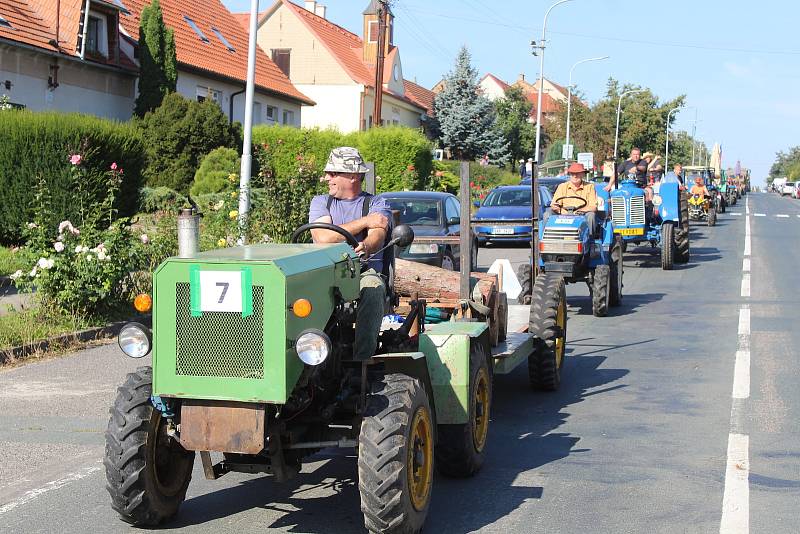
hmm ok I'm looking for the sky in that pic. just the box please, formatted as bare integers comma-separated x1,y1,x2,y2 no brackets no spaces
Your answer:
223,0,800,186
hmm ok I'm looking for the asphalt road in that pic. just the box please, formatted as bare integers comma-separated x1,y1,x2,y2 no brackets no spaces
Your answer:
0,192,797,533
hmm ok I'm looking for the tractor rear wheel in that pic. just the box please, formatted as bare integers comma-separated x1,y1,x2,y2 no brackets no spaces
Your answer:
104,367,195,526
528,272,567,391
592,265,611,317
359,374,434,534
609,239,623,306
516,263,532,305
661,222,675,270
708,208,717,227
675,228,690,264
436,341,492,478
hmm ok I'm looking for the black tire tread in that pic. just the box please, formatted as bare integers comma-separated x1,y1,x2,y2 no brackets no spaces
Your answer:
517,263,532,305
528,272,567,391
661,222,675,270
609,240,623,306
592,264,610,317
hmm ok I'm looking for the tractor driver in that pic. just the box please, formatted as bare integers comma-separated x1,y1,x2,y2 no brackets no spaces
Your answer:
550,162,598,234
308,147,393,361
690,176,710,199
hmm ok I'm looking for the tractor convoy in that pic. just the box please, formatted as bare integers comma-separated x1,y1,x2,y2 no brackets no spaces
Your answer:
103,156,733,534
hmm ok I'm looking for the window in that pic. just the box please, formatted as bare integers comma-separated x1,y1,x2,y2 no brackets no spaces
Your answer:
183,16,209,43
0,14,13,28
196,85,221,103
445,198,460,224
367,20,379,43
85,13,108,57
282,109,295,125
252,102,262,124
211,27,235,52
271,49,290,77
266,105,277,122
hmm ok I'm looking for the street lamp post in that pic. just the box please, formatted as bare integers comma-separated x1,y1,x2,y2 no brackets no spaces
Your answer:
565,55,609,165
613,88,644,161
531,0,573,283
236,0,260,244
664,107,680,171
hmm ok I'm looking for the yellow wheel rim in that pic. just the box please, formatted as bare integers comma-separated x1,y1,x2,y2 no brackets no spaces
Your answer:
555,293,566,367
407,406,434,512
472,367,490,452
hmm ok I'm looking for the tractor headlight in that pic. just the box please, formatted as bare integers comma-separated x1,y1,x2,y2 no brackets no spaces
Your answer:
295,329,331,366
652,194,663,206
118,322,152,358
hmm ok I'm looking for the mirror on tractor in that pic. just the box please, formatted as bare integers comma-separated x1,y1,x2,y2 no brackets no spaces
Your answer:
391,224,415,248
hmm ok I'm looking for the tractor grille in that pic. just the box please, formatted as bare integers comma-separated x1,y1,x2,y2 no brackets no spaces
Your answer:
610,197,626,225
630,196,646,225
175,283,265,379
543,227,580,240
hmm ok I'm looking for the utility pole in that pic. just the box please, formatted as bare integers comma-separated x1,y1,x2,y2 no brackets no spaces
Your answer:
372,0,389,128
237,0,260,244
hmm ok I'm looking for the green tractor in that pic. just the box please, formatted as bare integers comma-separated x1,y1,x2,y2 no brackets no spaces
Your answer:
104,218,496,533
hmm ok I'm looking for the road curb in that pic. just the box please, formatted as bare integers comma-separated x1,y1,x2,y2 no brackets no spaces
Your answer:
1,316,151,365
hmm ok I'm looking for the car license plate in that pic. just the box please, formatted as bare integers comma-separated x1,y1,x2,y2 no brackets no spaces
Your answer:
491,227,514,235
614,228,644,236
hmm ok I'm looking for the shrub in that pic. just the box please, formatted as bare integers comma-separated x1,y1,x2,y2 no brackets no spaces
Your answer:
139,92,241,193
346,126,433,192
138,186,187,213
0,110,145,244
190,147,241,196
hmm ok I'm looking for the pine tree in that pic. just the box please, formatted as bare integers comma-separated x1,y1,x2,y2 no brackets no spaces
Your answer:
134,0,178,117
433,46,509,164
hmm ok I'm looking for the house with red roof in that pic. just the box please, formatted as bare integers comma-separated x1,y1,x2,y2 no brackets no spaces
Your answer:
478,73,510,101
0,0,312,124
248,0,435,132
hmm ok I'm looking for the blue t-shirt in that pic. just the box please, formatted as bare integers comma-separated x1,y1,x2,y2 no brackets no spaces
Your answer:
308,192,393,273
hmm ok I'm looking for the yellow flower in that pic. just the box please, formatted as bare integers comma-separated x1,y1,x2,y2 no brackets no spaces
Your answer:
230,191,238,198
217,238,227,248
228,210,239,220
228,173,237,183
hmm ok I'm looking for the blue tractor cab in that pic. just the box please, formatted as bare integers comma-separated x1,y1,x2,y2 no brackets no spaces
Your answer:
608,178,689,270
520,190,622,317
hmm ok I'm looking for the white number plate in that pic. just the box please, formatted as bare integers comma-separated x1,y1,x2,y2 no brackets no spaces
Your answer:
199,271,242,313
492,227,514,235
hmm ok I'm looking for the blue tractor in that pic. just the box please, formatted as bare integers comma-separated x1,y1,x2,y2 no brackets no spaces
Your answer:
518,192,623,317
607,178,689,270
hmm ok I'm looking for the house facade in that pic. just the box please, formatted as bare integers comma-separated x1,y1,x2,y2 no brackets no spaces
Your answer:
477,73,510,101
0,0,312,124
250,0,434,132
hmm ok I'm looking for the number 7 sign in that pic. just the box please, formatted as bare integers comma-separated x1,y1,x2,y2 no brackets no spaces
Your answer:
198,271,243,313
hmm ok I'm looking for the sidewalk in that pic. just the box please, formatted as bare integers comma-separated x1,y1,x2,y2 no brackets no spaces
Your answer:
0,277,34,316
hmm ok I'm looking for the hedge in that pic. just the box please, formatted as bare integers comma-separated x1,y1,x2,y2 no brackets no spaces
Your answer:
0,110,145,244
251,124,433,192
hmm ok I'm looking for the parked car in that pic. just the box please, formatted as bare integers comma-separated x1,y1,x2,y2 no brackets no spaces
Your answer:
382,191,478,271
520,175,567,195
473,185,553,246
781,181,796,196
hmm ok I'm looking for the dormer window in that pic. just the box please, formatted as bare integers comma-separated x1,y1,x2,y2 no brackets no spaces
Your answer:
0,14,13,29
184,16,209,43
86,11,108,57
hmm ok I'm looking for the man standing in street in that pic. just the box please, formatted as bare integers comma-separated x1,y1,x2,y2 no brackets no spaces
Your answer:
550,162,598,234
308,147,393,361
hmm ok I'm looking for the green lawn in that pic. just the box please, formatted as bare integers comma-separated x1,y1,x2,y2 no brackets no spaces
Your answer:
0,305,96,350
0,246,32,277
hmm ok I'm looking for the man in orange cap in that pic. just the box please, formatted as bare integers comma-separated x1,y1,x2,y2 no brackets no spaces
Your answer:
550,162,598,233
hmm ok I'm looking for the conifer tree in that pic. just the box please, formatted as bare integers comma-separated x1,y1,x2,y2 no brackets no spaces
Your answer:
134,0,177,117
433,46,509,163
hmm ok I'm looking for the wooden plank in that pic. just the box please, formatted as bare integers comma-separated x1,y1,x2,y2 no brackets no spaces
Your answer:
180,400,265,454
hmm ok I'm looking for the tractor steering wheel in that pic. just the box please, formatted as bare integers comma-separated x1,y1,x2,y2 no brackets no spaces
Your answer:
290,222,361,249
552,195,588,214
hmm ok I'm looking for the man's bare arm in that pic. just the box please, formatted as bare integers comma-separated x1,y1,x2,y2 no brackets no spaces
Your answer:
310,213,388,244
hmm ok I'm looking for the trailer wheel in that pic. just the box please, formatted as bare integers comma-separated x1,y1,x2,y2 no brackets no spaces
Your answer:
104,367,194,526
707,208,717,227
609,239,623,306
528,272,567,391
592,264,611,317
516,263,532,305
436,341,492,478
359,374,434,534
661,222,675,270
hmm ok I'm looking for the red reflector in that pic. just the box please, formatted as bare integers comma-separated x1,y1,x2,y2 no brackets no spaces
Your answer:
577,243,583,253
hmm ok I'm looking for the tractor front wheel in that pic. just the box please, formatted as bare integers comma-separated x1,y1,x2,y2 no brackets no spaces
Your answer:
528,272,567,391
516,263,532,305
708,208,717,227
104,367,195,526
592,265,611,317
661,222,675,270
436,341,492,478
359,374,434,534
609,238,623,306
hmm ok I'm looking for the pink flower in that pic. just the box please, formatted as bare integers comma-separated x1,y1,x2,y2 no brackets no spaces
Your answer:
69,154,82,165
54,242,65,253
140,234,149,244
110,162,117,170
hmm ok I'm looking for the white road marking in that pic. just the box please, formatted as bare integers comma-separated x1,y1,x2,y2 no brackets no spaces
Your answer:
720,433,749,534
732,350,751,399
738,306,750,336
742,258,750,272
776,214,789,218
753,213,766,217
0,464,102,516
740,273,750,297
729,212,742,216
746,197,750,215
744,216,751,257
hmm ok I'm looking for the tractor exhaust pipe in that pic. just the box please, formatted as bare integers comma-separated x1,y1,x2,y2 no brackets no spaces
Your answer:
177,208,200,258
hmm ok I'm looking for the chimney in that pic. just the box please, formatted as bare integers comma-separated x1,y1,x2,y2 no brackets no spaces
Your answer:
315,4,327,18
304,1,316,13
518,73,525,82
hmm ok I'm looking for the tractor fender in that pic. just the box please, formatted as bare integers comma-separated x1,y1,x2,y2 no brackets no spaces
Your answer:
417,322,491,425
656,182,681,222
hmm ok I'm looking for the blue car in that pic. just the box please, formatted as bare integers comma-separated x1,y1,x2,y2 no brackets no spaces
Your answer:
473,185,552,246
